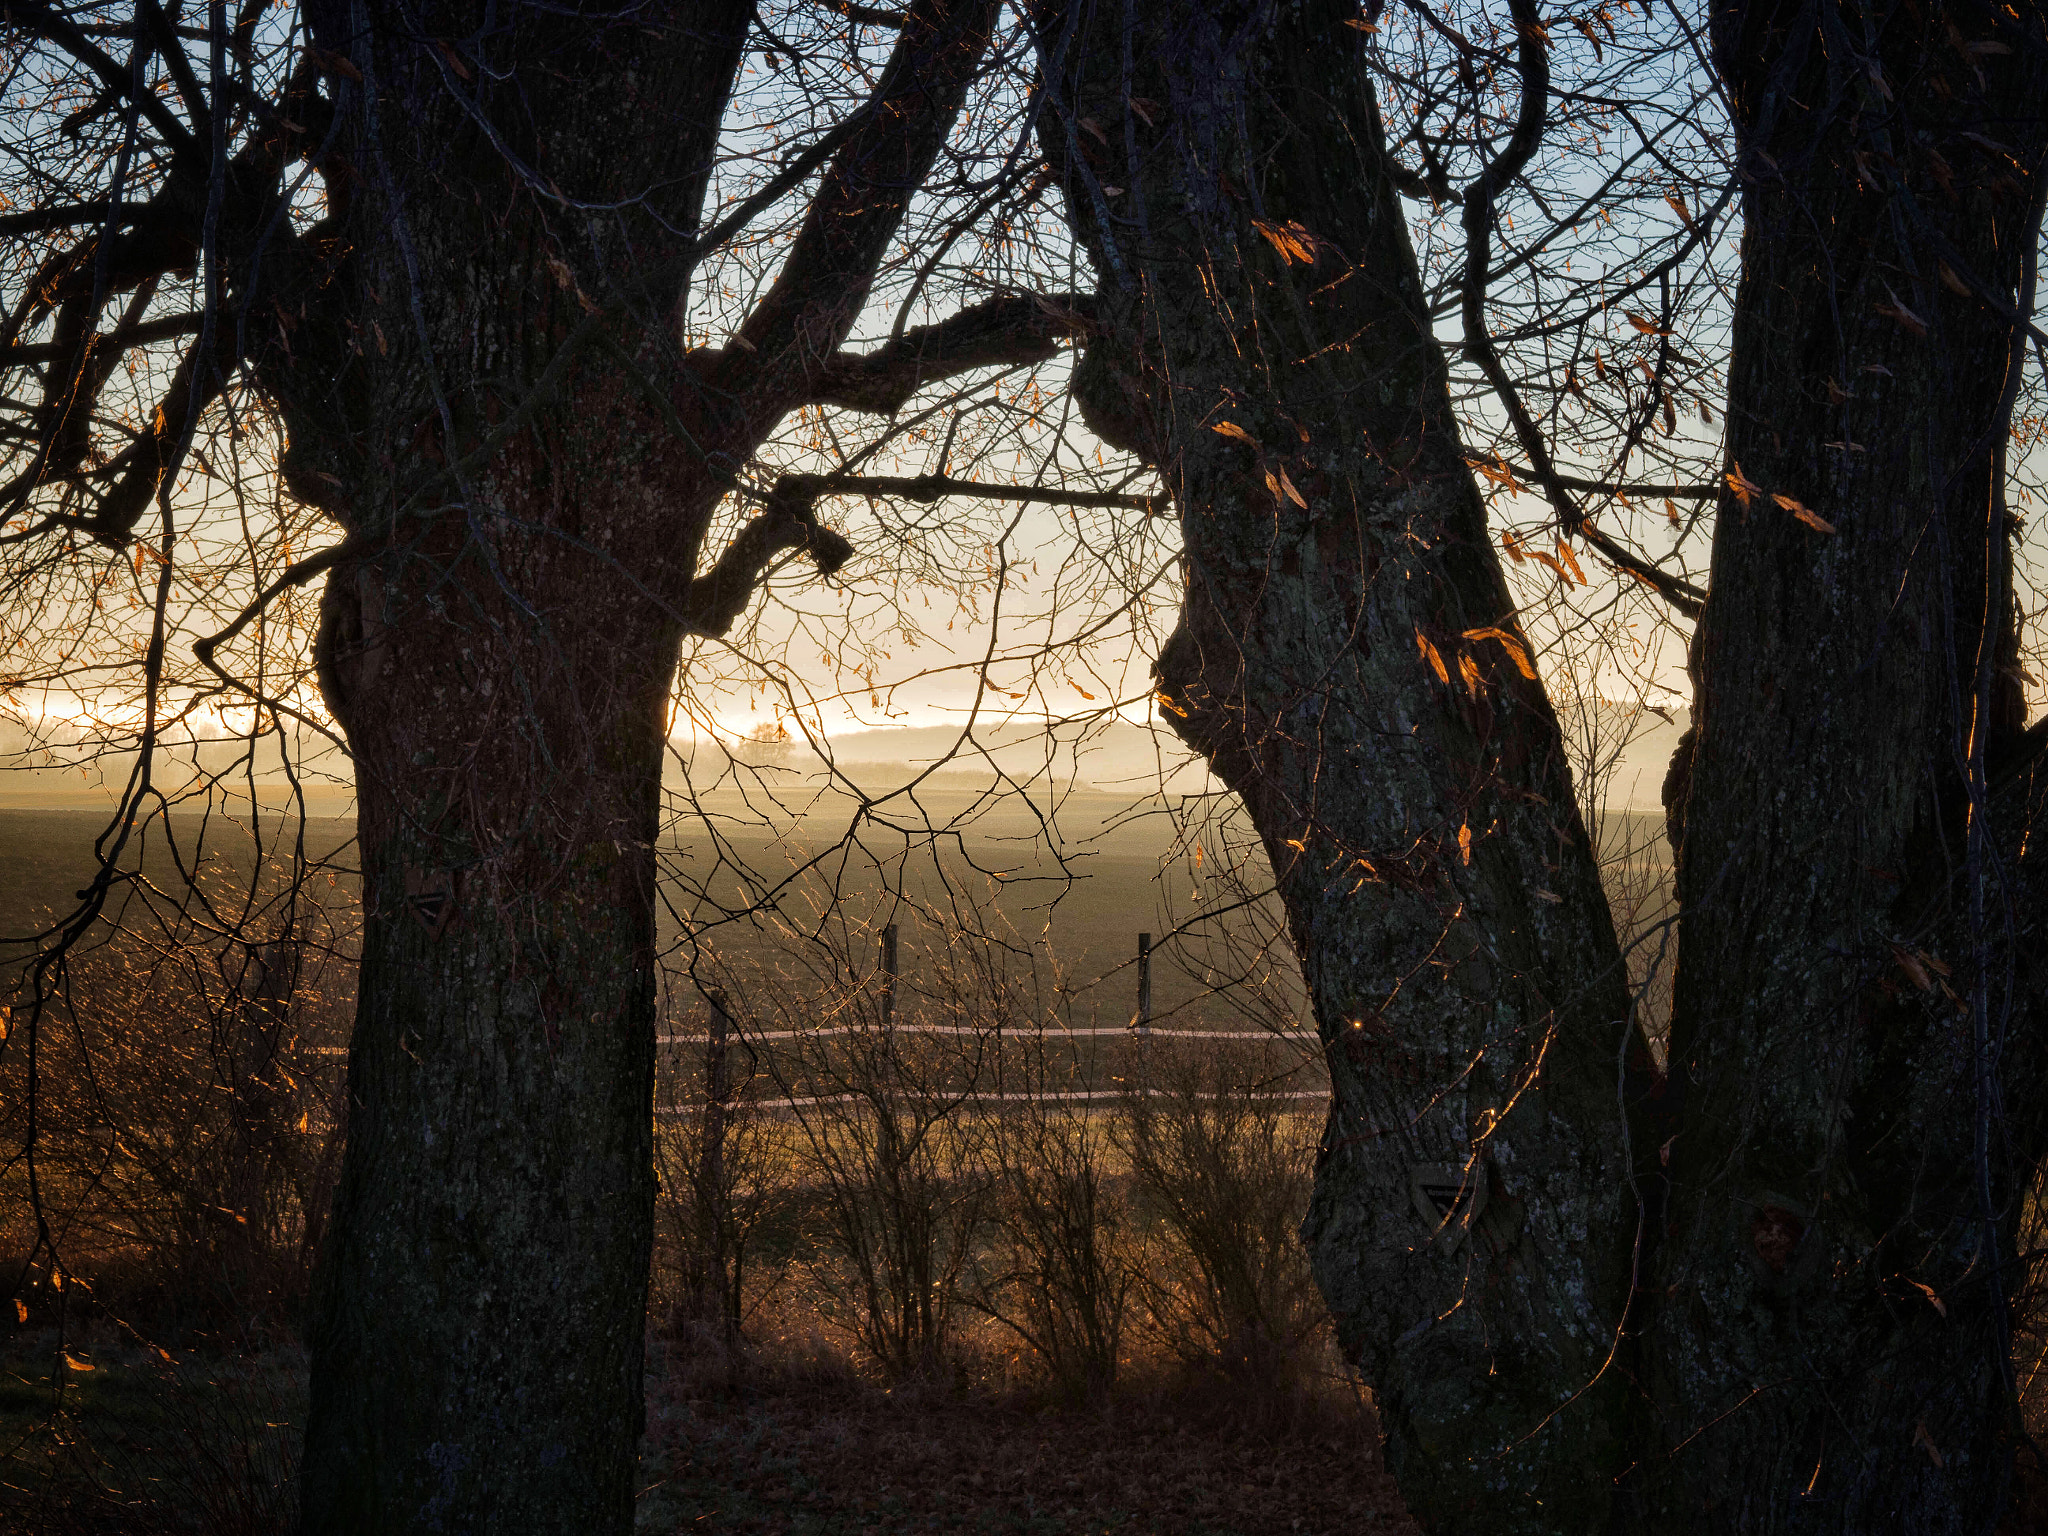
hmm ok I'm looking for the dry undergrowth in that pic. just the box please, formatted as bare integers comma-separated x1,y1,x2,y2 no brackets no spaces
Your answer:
638,1316,1414,1536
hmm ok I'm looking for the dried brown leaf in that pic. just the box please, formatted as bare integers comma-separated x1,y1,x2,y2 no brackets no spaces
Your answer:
1462,626,1538,679
1415,630,1450,685
1913,1420,1945,1468
1877,282,1928,336
1772,493,1837,533
1250,217,1317,264
1275,465,1308,509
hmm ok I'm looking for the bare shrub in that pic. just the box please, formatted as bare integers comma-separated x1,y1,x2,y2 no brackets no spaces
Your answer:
3,895,349,1344
1112,1038,1328,1413
1158,796,1312,1042
651,978,795,1390
967,1027,1136,1402
765,917,1007,1381
0,1332,303,1536
120,1351,303,1536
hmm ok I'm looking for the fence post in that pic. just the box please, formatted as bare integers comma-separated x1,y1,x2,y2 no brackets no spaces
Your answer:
880,922,899,1028
687,988,734,1340
1136,931,1152,1034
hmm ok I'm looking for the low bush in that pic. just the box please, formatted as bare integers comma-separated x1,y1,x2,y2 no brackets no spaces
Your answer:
1112,1037,1329,1421
969,1056,1136,1403
2,913,348,1347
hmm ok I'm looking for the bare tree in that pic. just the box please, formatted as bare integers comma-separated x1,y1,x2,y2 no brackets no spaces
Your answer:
8,0,2045,1529
1029,0,1646,1524
1644,1,2048,1525
1028,0,2048,1529
0,1,1116,1526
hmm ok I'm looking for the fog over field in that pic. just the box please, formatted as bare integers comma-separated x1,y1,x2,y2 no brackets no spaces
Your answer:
2,706,1683,1038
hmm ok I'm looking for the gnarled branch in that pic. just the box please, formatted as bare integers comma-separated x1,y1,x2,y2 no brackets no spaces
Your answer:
804,292,1093,413
1454,0,1706,620
678,466,1166,636
679,484,855,637
706,0,1004,429
785,469,1162,516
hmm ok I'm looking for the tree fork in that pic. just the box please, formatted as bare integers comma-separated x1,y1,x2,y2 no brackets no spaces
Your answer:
1031,1,1650,1527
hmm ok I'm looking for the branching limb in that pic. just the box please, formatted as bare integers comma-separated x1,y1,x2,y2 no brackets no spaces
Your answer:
1505,470,1720,500
678,468,1165,637
1384,150,1460,204
802,293,1094,413
2,311,203,364
827,2,909,25
679,484,856,638
781,470,1164,516
1455,0,1705,620
80,324,240,545
4,0,200,156
708,0,1005,427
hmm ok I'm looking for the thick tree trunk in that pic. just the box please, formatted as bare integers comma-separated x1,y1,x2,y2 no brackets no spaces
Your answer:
302,578,676,1530
295,390,713,1529
269,1,997,1525
1035,3,1645,1527
1644,4,2048,1527
278,4,749,1529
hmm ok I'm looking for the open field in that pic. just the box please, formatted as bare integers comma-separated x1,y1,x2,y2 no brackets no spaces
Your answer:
0,781,1680,1536
1,787,1675,1022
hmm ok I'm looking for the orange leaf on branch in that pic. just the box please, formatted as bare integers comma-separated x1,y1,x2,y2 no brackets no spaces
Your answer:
1415,630,1450,685
1462,626,1539,680
1250,218,1318,264
1772,493,1837,533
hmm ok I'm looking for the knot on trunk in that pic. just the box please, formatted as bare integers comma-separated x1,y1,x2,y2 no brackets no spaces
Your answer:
1750,1204,1804,1274
1662,723,1696,867
1070,338,1154,458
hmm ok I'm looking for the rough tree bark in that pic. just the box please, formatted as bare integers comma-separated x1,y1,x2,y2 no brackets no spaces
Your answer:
270,1,1016,1527
1032,2,1648,1528
3,0,1101,1519
1642,1,2048,1527
284,12,748,1526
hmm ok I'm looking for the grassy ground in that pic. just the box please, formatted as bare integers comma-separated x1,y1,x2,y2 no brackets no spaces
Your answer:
0,1328,301,1535
0,790,1668,1536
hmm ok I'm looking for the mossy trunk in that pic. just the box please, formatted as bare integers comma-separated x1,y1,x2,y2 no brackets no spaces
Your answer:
1642,3,2048,1528
1035,2,1646,1527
